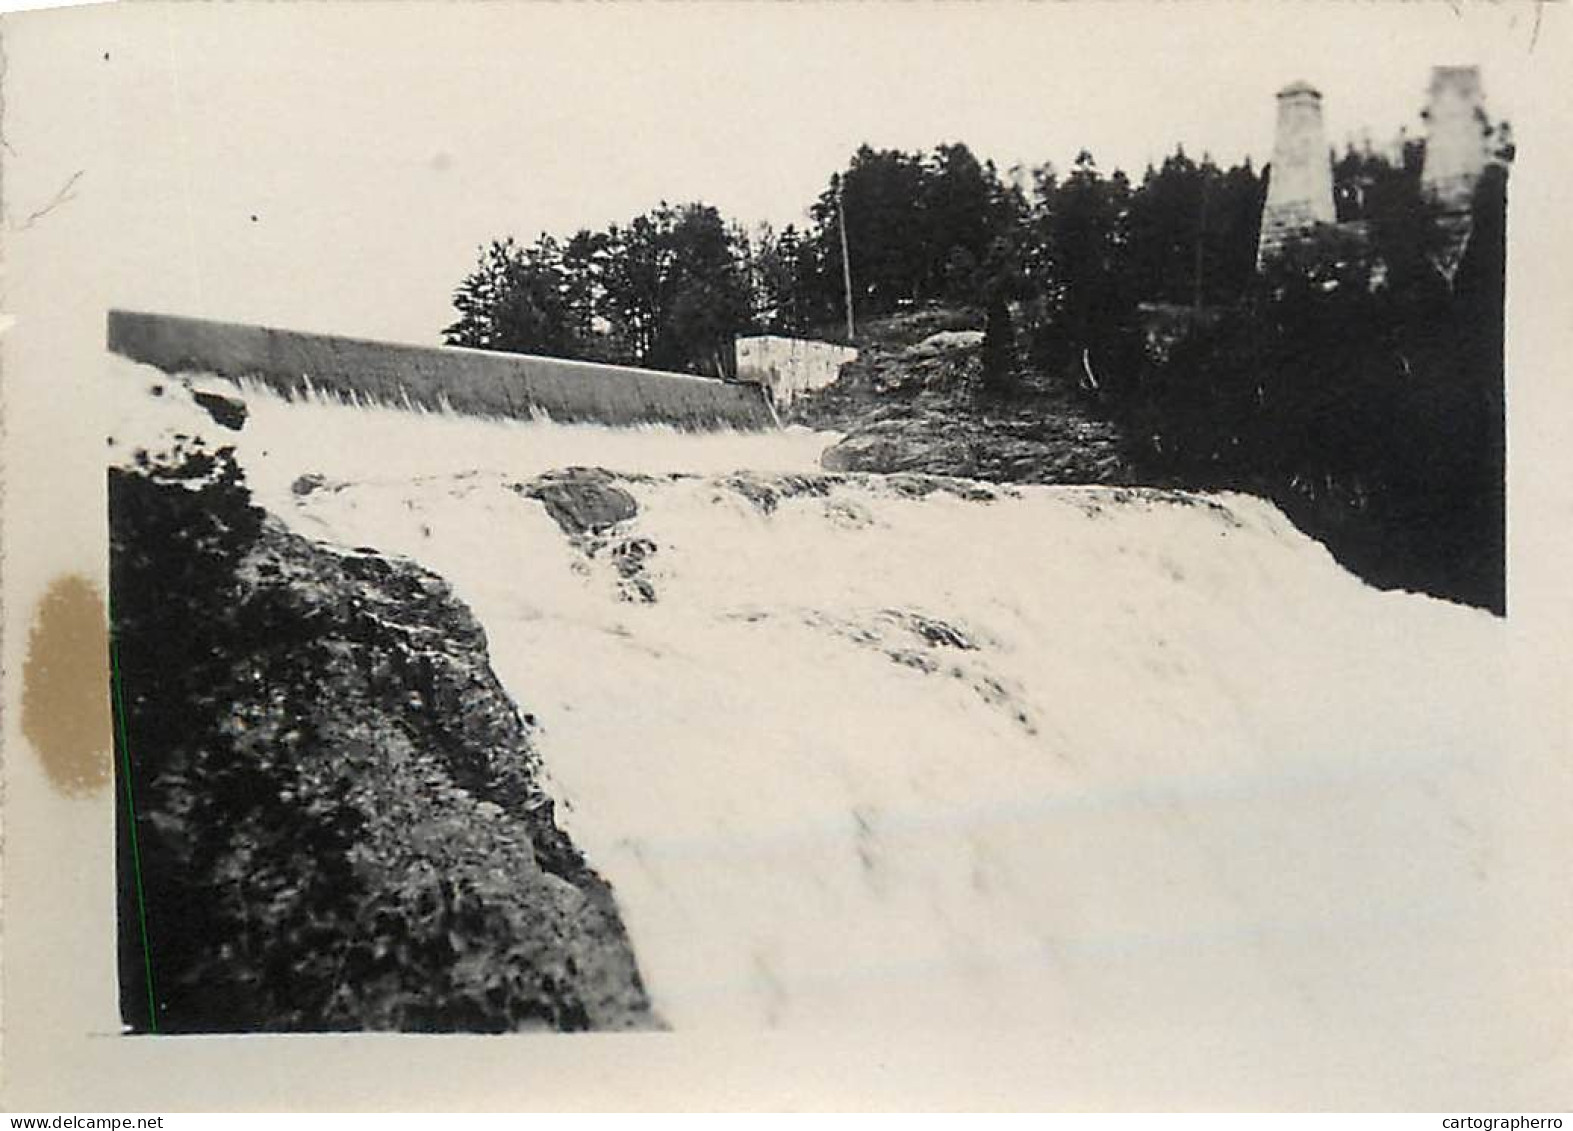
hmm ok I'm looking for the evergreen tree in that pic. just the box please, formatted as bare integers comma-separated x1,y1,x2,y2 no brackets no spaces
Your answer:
444,238,580,358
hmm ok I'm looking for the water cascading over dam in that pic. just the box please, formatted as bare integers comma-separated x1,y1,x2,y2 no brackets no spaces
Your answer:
108,309,778,431
105,325,1508,1042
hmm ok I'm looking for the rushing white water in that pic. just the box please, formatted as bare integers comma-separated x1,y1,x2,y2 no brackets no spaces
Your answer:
108,360,1508,1037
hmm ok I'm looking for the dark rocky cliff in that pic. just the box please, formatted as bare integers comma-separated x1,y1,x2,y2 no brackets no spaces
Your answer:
787,325,1135,487
111,441,658,1033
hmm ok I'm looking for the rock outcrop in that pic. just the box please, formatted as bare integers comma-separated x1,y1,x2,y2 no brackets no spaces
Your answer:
820,411,1130,484
111,441,658,1033
190,389,249,432
519,467,642,536
787,327,1135,487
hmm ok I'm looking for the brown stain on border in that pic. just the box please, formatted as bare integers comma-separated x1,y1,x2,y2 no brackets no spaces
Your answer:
22,574,112,796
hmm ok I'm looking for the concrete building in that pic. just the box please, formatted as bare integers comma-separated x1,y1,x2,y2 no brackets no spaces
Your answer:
1256,81,1338,268
1420,66,1492,211
1254,66,1513,282
735,335,858,408
1420,66,1514,279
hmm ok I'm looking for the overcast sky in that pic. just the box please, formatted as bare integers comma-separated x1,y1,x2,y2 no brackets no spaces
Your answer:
4,1,1546,346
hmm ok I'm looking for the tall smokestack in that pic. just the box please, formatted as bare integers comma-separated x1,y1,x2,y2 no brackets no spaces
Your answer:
1420,65,1490,212
1256,81,1337,267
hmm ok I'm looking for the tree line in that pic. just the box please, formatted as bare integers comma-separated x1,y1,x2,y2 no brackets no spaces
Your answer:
443,140,1275,376
1124,161,1507,613
447,136,1506,611
443,137,1494,389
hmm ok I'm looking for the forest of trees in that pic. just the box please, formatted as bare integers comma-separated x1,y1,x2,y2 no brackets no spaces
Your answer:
1132,164,1507,614
444,203,753,377
446,137,1506,612
443,141,1274,375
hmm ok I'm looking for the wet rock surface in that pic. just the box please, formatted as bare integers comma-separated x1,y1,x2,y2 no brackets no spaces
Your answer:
290,472,348,498
517,466,642,535
191,389,249,431
819,412,1129,484
719,469,1005,512
514,468,660,602
787,331,1135,486
111,442,658,1033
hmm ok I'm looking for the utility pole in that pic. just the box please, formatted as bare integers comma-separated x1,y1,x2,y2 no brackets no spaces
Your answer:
835,174,856,341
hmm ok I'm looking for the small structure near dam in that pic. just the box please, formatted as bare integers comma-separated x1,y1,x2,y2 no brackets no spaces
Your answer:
735,335,858,407
107,310,778,431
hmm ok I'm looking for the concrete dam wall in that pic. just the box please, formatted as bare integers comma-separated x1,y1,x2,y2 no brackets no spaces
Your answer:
107,310,778,431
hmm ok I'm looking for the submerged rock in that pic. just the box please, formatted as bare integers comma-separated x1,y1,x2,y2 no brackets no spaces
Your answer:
110,442,659,1034
518,466,640,535
289,472,348,497
720,472,836,515
821,413,1131,485
191,389,249,431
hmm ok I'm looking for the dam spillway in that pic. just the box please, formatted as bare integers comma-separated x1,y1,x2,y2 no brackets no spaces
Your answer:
106,309,778,432
104,356,1508,1042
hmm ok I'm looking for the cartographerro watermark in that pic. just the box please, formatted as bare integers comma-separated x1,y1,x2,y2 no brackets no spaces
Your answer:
1443,1119,1564,1129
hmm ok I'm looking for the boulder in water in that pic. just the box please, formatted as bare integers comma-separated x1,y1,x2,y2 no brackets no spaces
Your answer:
191,389,249,431
518,467,640,535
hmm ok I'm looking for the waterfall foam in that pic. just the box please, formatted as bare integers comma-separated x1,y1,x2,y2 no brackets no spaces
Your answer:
107,356,1508,1037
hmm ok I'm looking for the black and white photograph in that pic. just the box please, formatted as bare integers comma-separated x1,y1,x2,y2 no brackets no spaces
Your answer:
1,0,1569,1113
